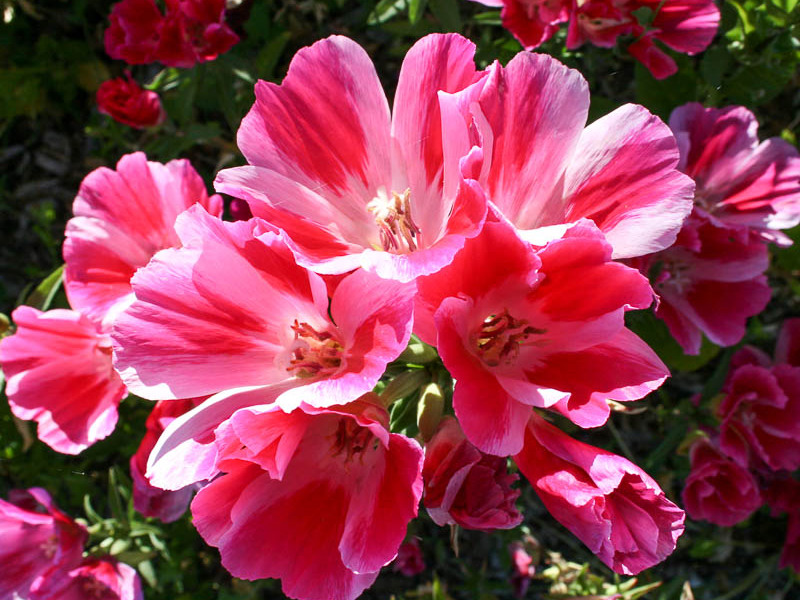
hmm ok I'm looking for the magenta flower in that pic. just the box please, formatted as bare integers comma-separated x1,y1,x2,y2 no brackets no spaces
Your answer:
151,389,423,600
669,103,800,244
439,49,694,259
682,437,763,526
392,539,426,577
214,34,487,282
63,152,223,330
422,417,522,531
112,205,414,410
639,213,772,354
509,541,536,598
130,399,202,522
718,362,800,472
0,488,87,599
0,307,127,454
472,0,719,79
29,557,143,600
104,0,238,67
96,74,166,129
418,216,666,454
514,413,685,575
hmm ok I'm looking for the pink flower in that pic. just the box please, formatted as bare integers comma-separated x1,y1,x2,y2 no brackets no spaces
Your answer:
392,539,426,577
104,0,163,64
214,34,487,282
439,49,694,259
422,417,522,530
776,318,800,367
96,74,165,129
63,152,223,330
155,0,239,68
717,362,800,472
669,103,800,245
508,541,536,599
514,413,685,575
154,389,423,600
682,438,763,526
639,212,772,355
0,307,127,454
0,488,87,599
104,0,238,67
417,216,666,454
112,205,414,411
469,0,569,49
130,399,202,522
29,557,143,600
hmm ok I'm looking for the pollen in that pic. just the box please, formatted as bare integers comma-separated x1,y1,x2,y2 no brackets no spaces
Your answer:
286,320,343,378
366,188,421,253
474,309,545,367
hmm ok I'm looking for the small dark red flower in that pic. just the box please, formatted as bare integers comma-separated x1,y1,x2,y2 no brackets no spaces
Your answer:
96,74,165,129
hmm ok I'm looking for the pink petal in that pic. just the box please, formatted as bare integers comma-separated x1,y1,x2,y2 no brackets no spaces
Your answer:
560,104,695,258
0,307,126,454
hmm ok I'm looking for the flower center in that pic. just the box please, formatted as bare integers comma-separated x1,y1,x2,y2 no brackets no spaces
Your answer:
330,418,379,464
474,310,545,367
286,320,343,378
366,188,421,253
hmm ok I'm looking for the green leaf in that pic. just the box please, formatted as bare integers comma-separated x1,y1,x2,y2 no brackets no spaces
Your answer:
770,0,799,14
255,31,291,81
24,265,64,311
409,0,428,24
700,45,732,88
368,0,408,25
430,0,462,30
626,310,720,372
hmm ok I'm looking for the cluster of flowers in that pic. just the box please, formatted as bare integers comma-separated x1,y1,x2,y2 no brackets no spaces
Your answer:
0,488,142,600
2,32,799,600
470,0,720,79
96,0,239,128
682,318,800,571
635,104,800,354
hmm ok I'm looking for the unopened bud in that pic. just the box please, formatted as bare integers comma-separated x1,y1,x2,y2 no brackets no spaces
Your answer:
417,382,444,442
397,341,439,364
379,369,428,406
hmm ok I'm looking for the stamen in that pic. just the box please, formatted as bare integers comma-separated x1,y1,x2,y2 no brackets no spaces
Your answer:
330,419,379,464
286,320,343,378
474,309,545,367
366,188,421,253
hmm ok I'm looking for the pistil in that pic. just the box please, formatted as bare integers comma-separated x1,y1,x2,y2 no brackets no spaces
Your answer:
286,320,343,378
366,188,421,253
475,309,545,367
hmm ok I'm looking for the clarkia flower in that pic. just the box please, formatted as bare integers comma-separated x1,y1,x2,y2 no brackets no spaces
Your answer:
29,557,143,600
149,388,423,600
112,205,415,410
104,0,238,67
64,151,223,330
0,488,87,599
214,33,487,282
96,74,166,129
418,215,666,454
514,413,685,575
439,49,695,258
682,437,763,526
422,417,522,530
130,399,203,522
392,539,426,577
0,307,127,454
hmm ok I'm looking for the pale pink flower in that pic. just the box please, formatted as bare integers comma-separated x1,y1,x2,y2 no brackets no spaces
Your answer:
152,389,423,600
29,557,143,600
682,437,763,526
214,34,487,282
439,49,695,259
0,307,127,454
422,417,522,530
0,487,87,599
640,213,772,355
130,398,202,522
417,216,666,455
112,205,414,410
63,152,223,330
514,413,685,575
669,103,800,244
